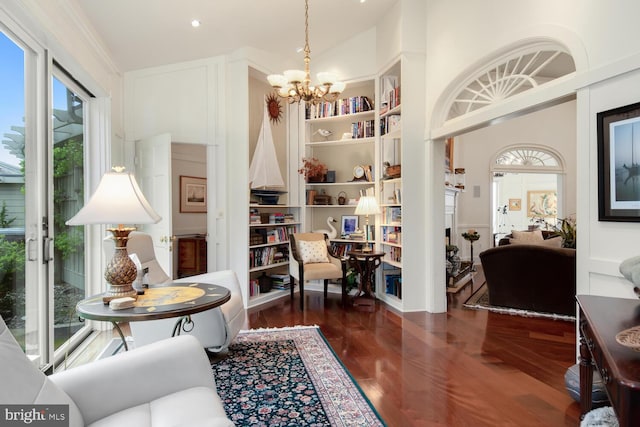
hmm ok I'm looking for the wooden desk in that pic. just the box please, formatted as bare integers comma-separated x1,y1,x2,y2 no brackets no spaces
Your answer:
576,295,640,426
77,282,230,351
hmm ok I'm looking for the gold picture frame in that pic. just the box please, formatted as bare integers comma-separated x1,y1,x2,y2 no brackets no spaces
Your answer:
508,198,521,211
445,137,454,172
180,175,207,213
527,190,557,218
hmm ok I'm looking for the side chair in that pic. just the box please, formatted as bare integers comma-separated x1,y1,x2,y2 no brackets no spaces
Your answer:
289,232,347,310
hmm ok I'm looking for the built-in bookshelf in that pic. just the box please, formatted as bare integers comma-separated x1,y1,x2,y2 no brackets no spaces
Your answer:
248,205,299,306
377,59,403,305
302,79,377,247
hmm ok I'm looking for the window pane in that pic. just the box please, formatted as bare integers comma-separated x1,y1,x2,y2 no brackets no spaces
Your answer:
52,76,85,350
0,31,27,349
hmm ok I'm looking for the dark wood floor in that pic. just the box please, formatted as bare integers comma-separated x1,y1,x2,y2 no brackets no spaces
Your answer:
247,272,581,426
69,270,581,426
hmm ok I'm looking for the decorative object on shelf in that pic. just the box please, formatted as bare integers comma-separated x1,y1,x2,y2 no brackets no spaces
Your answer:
298,157,328,182
179,175,207,213
265,92,283,124
249,98,286,204
351,164,370,182
341,132,353,140
337,191,347,205
341,215,358,238
355,196,380,252
266,0,346,105
313,128,333,140
326,170,336,183
313,216,338,239
383,161,401,179
461,229,480,271
66,167,161,303
454,167,466,190
313,194,332,205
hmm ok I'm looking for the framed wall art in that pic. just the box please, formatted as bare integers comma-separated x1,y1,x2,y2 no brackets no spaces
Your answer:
341,215,358,237
597,101,640,221
508,198,521,211
445,137,454,172
180,175,207,213
527,190,557,218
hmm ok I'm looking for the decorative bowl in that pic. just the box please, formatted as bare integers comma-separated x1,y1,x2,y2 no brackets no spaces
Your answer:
615,325,640,351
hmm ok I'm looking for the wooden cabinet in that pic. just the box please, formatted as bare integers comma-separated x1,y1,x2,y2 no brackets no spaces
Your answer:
177,236,207,278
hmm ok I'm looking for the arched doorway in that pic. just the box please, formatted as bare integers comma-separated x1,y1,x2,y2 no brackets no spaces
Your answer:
427,36,584,313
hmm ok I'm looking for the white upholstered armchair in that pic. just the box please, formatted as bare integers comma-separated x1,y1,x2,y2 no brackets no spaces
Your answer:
104,231,246,352
289,232,347,311
0,315,235,426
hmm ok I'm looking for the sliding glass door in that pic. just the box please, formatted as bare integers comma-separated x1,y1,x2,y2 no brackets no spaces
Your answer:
0,23,91,370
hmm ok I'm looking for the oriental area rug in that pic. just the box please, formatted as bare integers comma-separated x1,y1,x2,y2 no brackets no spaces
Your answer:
463,283,576,321
211,325,385,427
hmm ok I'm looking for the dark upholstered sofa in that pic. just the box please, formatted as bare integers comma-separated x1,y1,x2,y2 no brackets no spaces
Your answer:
479,244,576,316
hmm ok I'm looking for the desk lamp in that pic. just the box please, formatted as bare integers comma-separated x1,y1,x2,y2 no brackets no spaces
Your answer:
355,196,380,252
66,167,161,303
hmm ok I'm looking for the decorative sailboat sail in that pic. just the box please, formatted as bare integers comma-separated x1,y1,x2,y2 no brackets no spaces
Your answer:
249,100,286,204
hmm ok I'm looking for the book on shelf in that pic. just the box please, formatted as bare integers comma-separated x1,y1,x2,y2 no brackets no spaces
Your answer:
305,96,374,119
384,207,402,225
382,265,402,298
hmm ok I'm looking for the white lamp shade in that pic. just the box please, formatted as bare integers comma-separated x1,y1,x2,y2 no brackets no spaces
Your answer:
66,170,161,226
284,69,306,84
267,74,287,88
316,72,337,85
355,196,380,215
329,81,346,94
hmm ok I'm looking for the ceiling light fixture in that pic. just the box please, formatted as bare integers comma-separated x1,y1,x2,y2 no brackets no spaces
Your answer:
267,0,346,105
191,19,201,28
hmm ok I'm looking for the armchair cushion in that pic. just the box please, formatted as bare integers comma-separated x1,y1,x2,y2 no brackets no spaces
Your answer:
510,229,544,242
298,239,330,264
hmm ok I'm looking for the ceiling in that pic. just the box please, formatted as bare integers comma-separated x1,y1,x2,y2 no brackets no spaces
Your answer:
74,0,397,72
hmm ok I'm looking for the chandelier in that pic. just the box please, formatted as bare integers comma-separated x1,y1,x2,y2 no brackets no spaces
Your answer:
267,0,346,105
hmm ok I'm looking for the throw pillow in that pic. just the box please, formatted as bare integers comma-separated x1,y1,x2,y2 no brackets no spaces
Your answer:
298,239,330,264
511,229,544,242
510,235,563,248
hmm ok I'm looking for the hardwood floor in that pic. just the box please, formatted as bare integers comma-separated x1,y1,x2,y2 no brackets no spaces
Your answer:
68,271,582,426
247,272,581,426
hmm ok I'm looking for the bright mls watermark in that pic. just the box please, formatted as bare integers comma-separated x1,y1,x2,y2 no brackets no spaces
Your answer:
0,405,68,426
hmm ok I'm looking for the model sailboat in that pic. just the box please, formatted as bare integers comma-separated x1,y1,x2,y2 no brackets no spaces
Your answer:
249,100,286,204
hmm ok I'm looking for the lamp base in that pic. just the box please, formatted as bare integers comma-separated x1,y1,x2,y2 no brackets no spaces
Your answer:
103,227,138,304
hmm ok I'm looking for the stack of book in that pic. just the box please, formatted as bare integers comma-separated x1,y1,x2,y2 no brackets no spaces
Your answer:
269,274,291,291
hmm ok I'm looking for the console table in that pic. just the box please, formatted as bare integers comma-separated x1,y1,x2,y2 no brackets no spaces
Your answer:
576,295,640,426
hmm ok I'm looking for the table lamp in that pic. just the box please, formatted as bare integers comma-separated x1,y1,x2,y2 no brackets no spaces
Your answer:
355,195,380,252
66,167,161,303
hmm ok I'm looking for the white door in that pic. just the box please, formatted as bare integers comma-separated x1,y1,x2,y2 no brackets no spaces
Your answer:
135,133,174,277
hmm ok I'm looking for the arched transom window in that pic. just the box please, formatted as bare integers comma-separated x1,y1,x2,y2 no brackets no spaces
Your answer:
493,146,563,173
447,44,575,121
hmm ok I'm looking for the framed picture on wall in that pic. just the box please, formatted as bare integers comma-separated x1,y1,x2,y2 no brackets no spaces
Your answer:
597,101,640,221
527,190,557,218
180,175,207,213
445,137,454,172
508,198,521,211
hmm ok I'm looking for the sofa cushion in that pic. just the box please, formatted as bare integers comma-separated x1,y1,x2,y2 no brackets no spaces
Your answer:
88,387,233,427
510,229,544,242
298,239,330,264
510,235,563,248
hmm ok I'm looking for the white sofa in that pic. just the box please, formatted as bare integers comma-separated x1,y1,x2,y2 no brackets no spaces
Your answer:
105,232,246,352
0,315,235,427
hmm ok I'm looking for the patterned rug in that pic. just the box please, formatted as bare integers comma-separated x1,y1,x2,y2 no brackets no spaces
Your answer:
463,283,576,321
211,326,385,427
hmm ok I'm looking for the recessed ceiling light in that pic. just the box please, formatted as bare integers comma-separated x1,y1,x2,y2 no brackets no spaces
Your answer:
360,0,366,3
191,19,201,28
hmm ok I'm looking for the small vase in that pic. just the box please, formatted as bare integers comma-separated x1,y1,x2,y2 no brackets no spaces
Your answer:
307,174,326,183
